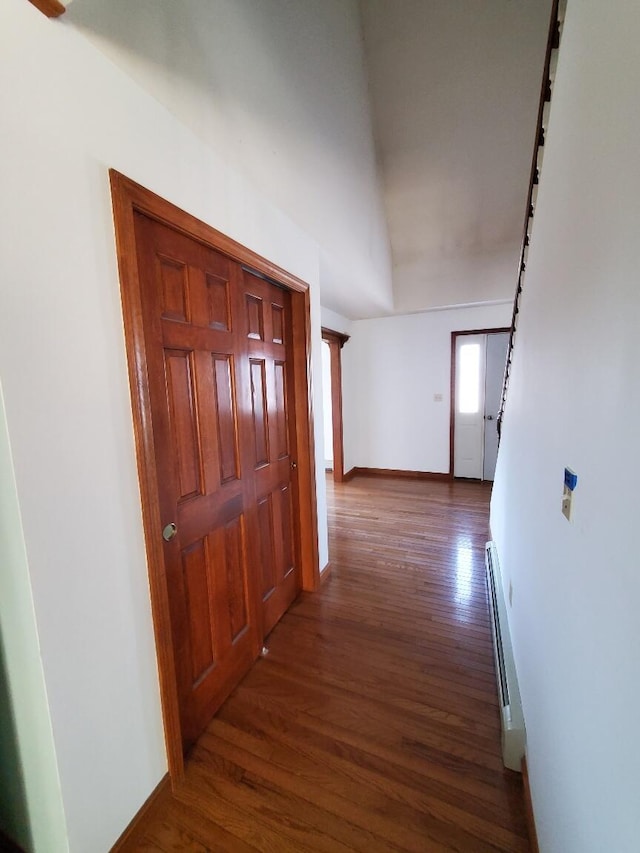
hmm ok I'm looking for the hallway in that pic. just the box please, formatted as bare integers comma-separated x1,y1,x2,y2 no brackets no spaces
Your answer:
125,477,529,852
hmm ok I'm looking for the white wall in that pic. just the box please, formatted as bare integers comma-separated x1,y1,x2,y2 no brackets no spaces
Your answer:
0,1,349,849
67,0,393,320
490,2,640,851
343,303,511,473
321,306,353,339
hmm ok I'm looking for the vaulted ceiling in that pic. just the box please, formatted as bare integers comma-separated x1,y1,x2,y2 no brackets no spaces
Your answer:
66,0,552,318
360,0,552,313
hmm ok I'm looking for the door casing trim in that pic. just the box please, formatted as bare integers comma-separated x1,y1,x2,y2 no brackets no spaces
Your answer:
321,327,349,483
109,170,320,783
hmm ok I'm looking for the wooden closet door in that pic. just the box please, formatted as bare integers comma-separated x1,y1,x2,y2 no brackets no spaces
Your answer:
242,270,300,636
133,213,260,751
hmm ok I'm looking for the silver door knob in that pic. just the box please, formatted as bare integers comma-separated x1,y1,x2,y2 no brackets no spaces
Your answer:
291,461,297,469
162,522,177,542
486,415,494,421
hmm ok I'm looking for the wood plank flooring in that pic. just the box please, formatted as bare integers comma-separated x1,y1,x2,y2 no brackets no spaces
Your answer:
125,476,529,852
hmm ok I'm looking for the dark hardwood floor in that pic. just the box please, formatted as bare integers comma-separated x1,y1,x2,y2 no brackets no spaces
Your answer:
125,476,530,852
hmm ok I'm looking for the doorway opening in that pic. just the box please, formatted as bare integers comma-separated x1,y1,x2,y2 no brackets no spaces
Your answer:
450,328,510,481
321,327,349,483
322,340,333,473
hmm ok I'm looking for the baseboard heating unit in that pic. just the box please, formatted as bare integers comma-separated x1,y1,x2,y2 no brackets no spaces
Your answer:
485,541,525,771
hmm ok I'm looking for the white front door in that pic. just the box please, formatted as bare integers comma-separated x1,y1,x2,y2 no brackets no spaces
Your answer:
454,334,486,478
483,332,509,480
453,331,509,480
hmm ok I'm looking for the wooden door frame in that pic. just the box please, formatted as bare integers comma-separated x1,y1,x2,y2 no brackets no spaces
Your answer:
109,171,320,783
449,327,510,479
321,327,349,483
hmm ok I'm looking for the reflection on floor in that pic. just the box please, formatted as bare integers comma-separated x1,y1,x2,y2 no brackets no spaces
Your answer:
125,475,530,852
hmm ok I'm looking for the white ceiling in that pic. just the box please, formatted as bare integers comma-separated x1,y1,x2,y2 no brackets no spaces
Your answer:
360,0,552,313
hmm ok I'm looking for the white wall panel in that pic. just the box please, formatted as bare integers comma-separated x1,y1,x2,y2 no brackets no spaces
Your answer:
491,2,640,849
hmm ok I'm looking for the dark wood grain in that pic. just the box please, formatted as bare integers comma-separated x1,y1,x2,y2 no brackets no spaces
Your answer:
121,475,530,852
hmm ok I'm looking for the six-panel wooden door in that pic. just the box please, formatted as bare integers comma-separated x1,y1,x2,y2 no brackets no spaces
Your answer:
133,212,299,751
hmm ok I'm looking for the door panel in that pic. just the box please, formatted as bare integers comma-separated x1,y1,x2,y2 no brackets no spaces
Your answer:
210,354,240,484
277,483,295,580
250,359,270,467
181,538,214,684
257,493,276,601
164,349,202,500
272,304,285,344
221,512,249,642
246,294,264,340
273,361,289,459
157,254,189,323
133,212,260,752
205,273,231,330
